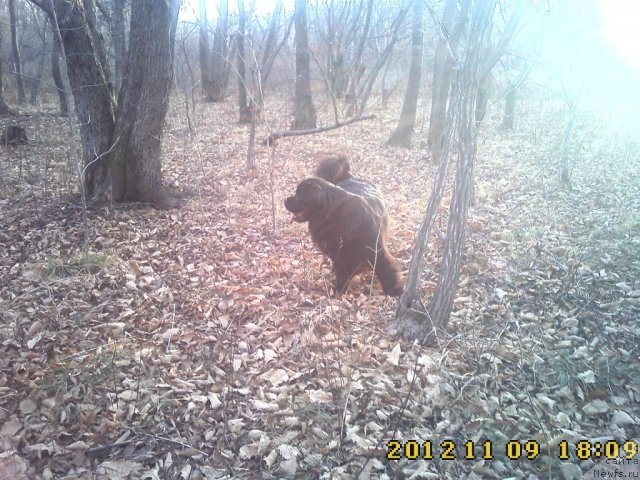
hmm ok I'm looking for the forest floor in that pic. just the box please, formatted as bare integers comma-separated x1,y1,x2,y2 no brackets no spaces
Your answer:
1,95,639,479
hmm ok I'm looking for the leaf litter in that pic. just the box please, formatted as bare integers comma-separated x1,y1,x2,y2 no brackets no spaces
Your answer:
0,98,638,479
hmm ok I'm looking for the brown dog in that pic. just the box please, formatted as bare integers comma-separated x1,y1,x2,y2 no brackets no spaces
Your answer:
285,161,403,296
314,155,389,234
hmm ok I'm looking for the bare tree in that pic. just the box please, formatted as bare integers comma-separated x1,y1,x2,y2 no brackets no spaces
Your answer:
0,21,13,115
427,0,465,163
292,0,317,129
317,0,365,99
31,0,181,206
475,0,526,121
208,0,230,102
353,3,409,118
31,0,116,197
240,0,293,166
500,59,534,130
387,0,423,147
199,0,214,101
50,24,69,115
8,0,27,104
395,0,498,342
500,23,540,130
106,0,182,205
236,0,251,123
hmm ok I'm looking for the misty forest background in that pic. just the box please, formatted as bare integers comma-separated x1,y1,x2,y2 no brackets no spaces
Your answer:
0,0,639,478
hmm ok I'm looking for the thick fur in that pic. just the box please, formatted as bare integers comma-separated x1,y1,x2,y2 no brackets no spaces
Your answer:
315,155,389,234
314,154,352,185
285,176,403,296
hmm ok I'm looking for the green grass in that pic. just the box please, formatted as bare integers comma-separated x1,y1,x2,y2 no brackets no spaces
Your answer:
38,252,111,279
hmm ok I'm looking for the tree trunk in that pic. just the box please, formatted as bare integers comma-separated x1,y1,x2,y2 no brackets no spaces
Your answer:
387,0,423,147
50,26,69,115
559,104,576,191
108,0,181,206
112,0,126,93
501,86,517,130
345,0,374,112
428,0,459,163
44,0,116,198
396,0,496,342
475,1,525,122
292,0,317,129
354,3,410,118
199,0,213,101
29,52,47,106
259,0,288,88
236,0,251,123
8,0,26,104
475,76,490,122
0,22,13,115
209,0,229,102
29,17,50,106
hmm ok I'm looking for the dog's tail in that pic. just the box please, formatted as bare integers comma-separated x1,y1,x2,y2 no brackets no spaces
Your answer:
374,249,403,296
315,155,351,184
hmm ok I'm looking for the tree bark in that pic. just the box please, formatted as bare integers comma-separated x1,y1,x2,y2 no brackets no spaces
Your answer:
108,0,182,205
42,0,116,198
354,3,410,118
0,21,13,115
209,0,229,102
396,0,496,342
292,0,317,129
236,0,251,123
428,0,461,163
387,0,423,147
346,0,374,109
8,0,27,104
474,1,525,122
501,86,517,130
112,0,126,93
199,0,213,101
475,76,490,122
28,16,48,106
50,25,69,115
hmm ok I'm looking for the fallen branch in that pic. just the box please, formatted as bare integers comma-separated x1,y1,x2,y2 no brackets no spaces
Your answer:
262,114,376,145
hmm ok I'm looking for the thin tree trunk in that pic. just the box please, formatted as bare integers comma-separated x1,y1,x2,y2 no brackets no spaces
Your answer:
259,0,287,88
209,0,229,102
346,0,374,111
237,0,251,123
292,0,316,129
199,0,213,101
0,23,13,115
112,0,126,93
355,2,410,118
396,0,496,342
246,109,257,169
29,17,50,106
50,27,69,115
108,0,182,206
475,76,490,122
29,51,46,106
501,86,517,130
380,61,393,109
474,1,525,122
8,0,26,104
387,0,423,147
428,0,459,163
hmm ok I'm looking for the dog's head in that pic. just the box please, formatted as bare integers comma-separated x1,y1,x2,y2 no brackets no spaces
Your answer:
284,177,342,223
